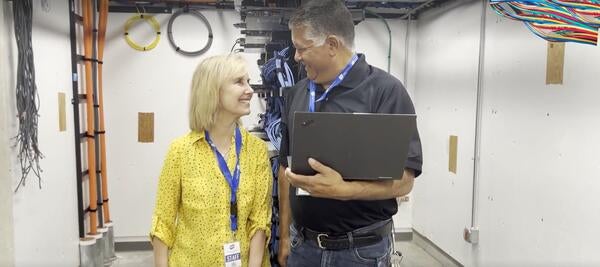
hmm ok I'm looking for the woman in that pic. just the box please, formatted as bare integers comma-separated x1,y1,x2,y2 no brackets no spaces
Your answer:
150,54,272,267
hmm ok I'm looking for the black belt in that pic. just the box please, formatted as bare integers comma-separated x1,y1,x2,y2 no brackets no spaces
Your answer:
298,220,392,250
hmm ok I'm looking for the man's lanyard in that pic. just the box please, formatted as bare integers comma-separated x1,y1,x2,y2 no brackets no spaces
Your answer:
204,127,242,233
308,54,359,112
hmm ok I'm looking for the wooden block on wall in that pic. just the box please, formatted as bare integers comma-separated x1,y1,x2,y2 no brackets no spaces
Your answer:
546,42,565,85
138,112,154,143
449,135,458,174
58,92,66,132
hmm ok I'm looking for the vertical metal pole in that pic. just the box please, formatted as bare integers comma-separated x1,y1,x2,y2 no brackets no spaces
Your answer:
68,0,85,239
404,15,411,86
468,0,489,244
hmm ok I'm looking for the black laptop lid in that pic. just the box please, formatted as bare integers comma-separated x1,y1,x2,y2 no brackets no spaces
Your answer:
291,112,416,180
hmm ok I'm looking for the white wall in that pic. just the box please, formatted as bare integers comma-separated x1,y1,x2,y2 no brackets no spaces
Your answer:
356,18,418,97
412,0,480,264
413,0,600,266
356,18,418,231
3,1,81,266
0,2,16,266
104,10,416,239
478,3,600,265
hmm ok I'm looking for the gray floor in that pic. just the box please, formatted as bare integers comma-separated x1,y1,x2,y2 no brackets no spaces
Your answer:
110,250,153,267
110,241,443,267
394,241,445,267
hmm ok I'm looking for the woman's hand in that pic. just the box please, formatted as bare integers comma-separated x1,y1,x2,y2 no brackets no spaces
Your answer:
152,237,169,267
248,230,267,267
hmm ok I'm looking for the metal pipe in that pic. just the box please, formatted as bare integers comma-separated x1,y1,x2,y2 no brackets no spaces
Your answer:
399,0,437,20
472,0,488,232
404,15,411,86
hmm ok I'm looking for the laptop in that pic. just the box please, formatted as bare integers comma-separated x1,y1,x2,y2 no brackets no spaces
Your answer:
290,112,416,180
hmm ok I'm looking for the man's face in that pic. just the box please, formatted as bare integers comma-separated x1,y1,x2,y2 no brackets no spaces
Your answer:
291,25,333,84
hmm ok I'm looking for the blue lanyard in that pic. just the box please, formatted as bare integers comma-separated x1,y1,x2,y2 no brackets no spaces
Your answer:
204,127,242,232
308,54,359,112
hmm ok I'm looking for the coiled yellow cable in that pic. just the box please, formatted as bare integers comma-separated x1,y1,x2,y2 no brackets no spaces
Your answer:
124,14,161,51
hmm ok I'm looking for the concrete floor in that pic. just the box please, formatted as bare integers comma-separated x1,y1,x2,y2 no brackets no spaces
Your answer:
110,250,153,267
110,241,445,267
394,241,445,267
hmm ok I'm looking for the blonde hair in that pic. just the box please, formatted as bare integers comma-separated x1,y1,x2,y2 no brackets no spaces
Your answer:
189,54,247,132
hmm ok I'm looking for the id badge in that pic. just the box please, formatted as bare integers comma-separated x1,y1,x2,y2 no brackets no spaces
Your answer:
296,187,311,196
288,156,311,196
223,241,242,267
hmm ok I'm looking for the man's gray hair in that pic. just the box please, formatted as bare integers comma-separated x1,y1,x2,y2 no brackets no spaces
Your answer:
289,0,355,49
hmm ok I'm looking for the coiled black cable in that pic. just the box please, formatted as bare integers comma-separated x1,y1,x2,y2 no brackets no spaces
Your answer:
12,0,43,192
167,8,213,56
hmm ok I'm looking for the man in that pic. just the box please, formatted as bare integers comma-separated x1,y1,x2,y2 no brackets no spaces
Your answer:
277,0,423,266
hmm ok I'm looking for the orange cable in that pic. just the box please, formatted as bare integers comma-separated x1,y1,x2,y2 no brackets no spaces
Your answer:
97,0,111,224
82,0,98,235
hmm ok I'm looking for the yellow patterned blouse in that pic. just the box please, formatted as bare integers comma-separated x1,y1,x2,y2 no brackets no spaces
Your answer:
150,129,272,267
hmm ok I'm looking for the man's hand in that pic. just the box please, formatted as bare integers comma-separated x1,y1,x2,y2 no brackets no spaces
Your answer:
286,158,416,201
278,164,292,267
277,235,290,267
285,158,354,200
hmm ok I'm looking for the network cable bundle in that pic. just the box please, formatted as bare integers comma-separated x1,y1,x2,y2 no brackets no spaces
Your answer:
259,47,295,267
490,0,600,45
12,0,43,192
261,47,295,151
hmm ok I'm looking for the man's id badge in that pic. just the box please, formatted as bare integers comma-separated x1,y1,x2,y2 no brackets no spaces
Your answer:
223,241,242,267
288,156,311,196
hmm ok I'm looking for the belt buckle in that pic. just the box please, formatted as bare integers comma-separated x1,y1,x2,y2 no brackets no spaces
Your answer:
317,233,328,249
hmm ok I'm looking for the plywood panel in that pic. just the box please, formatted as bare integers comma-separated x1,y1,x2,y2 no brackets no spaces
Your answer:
449,135,458,174
546,42,565,85
58,92,66,132
138,112,154,143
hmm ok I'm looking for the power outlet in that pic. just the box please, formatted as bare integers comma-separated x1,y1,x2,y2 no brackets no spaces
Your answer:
464,227,479,244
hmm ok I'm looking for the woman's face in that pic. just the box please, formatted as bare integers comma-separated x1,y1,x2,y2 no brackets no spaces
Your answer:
219,71,254,118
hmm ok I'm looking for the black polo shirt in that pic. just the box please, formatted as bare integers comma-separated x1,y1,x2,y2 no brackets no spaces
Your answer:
279,54,423,233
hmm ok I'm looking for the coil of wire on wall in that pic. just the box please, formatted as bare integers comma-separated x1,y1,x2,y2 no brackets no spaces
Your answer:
12,0,43,192
490,0,600,45
168,8,213,56
124,10,161,51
